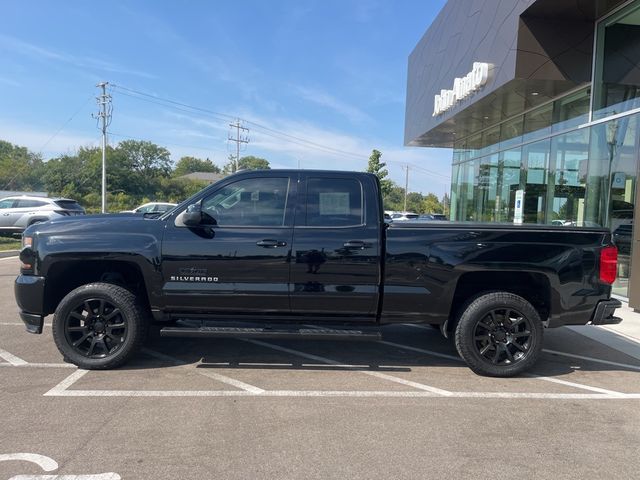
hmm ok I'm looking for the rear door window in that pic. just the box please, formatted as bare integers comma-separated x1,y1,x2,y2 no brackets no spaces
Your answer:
16,199,48,208
305,177,363,227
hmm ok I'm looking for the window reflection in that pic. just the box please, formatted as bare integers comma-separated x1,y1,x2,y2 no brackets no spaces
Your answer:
594,2,640,119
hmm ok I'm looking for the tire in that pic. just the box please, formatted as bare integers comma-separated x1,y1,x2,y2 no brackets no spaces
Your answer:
454,292,543,377
52,282,148,369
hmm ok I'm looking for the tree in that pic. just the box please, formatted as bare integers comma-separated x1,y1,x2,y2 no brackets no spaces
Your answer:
173,156,220,177
0,140,44,191
421,193,443,214
117,140,172,179
366,149,393,197
223,155,270,174
383,183,406,212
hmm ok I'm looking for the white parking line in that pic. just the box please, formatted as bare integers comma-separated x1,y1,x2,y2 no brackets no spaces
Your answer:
38,388,640,399
523,374,625,396
379,340,628,396
542,348,640,372
0,347,28,366
44,369,89,396
245,339,454,396
141,347,265,393
0,362,75,368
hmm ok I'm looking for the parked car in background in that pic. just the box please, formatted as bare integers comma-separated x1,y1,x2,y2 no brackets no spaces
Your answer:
613,223,632,255
390,212,419,221
121,202,177,215
0,196,85,234
418,213,448,221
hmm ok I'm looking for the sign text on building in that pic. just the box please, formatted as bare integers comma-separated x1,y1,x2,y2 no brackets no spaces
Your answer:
432,62,490,116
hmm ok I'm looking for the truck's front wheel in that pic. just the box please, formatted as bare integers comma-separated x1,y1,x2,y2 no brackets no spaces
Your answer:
52,283,147,369
454,292,543,377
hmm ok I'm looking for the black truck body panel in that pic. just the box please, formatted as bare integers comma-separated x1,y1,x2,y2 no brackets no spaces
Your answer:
15,170,617,336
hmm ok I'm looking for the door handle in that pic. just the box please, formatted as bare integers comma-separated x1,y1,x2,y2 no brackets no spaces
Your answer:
256,239,287,248
343,240,366,249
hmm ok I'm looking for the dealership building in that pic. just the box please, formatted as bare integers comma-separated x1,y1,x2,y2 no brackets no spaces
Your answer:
405,0,640,304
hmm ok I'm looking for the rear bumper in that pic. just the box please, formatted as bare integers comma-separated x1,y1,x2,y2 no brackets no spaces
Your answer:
14,274,46,334
590,299,622,325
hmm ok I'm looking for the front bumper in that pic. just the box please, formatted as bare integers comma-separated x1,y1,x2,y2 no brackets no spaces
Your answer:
14,274,46,334
590,299,623,325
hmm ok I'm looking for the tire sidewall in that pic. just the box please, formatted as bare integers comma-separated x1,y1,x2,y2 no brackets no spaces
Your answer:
455,292,543,377
52,283,145,369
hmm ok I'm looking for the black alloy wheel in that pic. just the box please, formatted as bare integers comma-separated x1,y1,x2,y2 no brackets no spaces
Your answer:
53,282,148,369
472,308,532,366
63,298,128,358
455,292,543,377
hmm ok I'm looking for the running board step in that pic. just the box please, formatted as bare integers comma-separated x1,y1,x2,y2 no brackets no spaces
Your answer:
160,325,381,341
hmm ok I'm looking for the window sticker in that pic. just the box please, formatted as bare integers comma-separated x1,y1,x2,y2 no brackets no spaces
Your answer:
319,192,350,215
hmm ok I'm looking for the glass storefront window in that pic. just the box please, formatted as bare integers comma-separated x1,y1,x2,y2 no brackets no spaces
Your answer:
593,1,640,119
498,148,522,222
523,103,552,143
480,125,500,156
552,87,590,132
500,115,524,150
549,129,589,225
521,139,551,223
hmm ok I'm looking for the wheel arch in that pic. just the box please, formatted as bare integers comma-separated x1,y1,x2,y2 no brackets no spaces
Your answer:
445,271,551,335
43,259,151,315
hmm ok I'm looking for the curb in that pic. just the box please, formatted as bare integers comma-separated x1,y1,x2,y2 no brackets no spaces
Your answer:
0,250,19,258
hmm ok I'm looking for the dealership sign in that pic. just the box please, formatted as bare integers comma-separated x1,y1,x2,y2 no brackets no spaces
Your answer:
432,62,490,116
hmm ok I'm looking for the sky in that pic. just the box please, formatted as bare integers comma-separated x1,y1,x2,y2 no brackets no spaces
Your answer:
0,0,451,196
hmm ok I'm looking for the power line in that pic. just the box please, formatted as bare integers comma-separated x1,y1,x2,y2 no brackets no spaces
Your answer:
110,84,368,161
108,84,452,186
37,95,94,153
108,131,228,156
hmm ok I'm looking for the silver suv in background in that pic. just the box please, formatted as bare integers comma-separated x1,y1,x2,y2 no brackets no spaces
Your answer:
0,196,85,234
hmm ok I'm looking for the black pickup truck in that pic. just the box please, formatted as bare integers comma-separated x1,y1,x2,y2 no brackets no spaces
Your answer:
15,170,622,376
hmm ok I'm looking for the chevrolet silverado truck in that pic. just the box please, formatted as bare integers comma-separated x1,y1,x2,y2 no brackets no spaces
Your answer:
15,170,622,376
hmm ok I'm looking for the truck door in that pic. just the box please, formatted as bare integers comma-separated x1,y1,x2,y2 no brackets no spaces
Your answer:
290,173,380,319
161,174,295,315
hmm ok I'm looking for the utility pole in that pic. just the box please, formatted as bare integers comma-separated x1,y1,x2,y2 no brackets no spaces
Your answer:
228,119,249,172
403,164,409,212
94,82,112,213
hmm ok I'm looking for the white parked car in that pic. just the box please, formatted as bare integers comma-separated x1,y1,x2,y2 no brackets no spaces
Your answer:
0,196,85,234
121,202,177,215
391,212,420,221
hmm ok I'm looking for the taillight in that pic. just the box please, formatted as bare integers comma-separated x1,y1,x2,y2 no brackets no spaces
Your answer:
20,236,35,272
599,245,618,284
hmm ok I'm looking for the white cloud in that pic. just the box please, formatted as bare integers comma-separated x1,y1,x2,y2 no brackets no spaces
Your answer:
0,34,157,79
294,86,372,124
0,121,100,157
0,76,21,87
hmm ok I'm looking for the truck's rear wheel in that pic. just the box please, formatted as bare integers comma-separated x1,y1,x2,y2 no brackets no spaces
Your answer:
454,292,543,377
52,282,147,369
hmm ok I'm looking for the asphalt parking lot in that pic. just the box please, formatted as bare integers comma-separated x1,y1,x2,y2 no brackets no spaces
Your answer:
1,256,639,479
